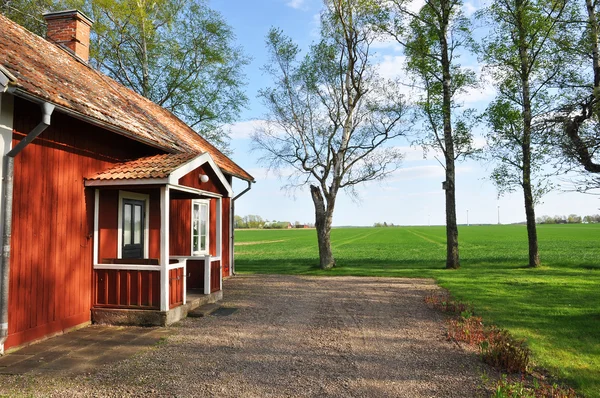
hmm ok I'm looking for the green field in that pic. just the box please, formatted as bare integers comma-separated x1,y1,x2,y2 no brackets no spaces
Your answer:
234,224,600,397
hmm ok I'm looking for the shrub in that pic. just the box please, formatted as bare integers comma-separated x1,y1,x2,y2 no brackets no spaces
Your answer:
447,314,486,345
480,327,530,374
424,293,471,314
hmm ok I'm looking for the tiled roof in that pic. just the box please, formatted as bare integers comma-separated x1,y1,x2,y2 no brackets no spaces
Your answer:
86,153,197,181
0,14,253,182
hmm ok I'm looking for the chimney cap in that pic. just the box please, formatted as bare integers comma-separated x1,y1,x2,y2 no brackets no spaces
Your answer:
42,9,94,26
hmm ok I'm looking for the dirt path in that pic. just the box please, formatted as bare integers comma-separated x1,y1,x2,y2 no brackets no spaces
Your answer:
0,275,494,397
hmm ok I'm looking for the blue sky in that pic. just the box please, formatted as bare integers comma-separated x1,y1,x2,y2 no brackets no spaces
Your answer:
212,0,600,226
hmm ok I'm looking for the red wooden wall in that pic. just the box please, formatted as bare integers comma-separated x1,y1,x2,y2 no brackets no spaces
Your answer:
210,260,221,293
169,268,184,309
94,269,160,309
186,259,204,290
169,199,191,256
178,163,226,194
6,98,159,349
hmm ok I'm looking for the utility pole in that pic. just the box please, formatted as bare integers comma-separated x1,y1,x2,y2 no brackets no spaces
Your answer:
467,209,469,226
497,205,500,225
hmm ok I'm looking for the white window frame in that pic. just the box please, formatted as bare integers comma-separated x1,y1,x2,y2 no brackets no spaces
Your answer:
191,199,210,256
117,191,150,259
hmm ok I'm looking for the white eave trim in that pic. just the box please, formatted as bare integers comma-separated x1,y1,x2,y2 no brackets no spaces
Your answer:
85,178,168,187
168,183,222,198
168,152,233,197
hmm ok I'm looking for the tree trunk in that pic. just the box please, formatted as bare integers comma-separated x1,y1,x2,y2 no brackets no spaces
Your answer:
517,0,540,268
440,2,460,269
444,164,460,269
310,185,335,270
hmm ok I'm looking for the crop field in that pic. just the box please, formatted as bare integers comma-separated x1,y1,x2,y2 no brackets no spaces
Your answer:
234,224,600,397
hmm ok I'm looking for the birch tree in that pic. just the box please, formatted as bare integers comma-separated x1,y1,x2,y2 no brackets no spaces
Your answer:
384,0,478,269
479,0,569,267
253,0,411,269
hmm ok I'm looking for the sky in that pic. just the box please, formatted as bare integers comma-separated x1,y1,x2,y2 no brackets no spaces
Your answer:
211,0,600,227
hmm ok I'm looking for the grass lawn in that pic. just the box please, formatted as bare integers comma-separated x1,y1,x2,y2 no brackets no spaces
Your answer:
234,224,600,397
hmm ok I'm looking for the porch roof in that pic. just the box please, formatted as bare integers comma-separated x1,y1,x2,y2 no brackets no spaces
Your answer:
86,153,197,181
85,152,233,197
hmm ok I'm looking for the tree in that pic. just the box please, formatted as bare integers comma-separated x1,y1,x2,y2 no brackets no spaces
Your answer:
552,1,600,191
479,0,569,267
234,215,245,229
253,0,411,269
1,0,54,34
383,0,478,269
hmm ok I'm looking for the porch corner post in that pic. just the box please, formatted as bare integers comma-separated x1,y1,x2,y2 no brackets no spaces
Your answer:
203,256,210,295
160,186,170,312
217,197,222,291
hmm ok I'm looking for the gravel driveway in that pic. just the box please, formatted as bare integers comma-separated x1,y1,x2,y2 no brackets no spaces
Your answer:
0,275,494,397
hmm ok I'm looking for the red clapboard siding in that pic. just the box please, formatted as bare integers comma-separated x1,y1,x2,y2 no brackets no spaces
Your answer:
169,198,191,255
209,199,217,256
6,98,159,350
210,260,220,293
222,197,231,277
186,259,205,290
178,164,225,195
169,268,184,308
94,269,160,309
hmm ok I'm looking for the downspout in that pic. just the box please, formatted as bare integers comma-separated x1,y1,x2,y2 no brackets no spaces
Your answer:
0,101,54,354
230,180,252,275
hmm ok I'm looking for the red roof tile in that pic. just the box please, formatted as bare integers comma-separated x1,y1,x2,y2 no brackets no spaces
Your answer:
86,153,198,181
0,14,254,182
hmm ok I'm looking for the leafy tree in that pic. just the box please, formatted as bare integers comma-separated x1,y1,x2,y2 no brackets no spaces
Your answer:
552,0,600,192
0,0,53,34
253,0,411,269
2,0,249,153
478,0,569,267
234,215,245,229
383,0,478,269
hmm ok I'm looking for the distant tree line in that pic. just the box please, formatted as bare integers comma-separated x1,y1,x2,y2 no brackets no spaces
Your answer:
373,222,396,227
537,214,600,224
234,215,313,229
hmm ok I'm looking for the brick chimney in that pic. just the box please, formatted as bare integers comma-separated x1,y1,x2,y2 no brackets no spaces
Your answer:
43,10,94,62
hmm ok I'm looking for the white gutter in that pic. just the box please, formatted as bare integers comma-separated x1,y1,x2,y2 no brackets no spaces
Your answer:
0,100,54,355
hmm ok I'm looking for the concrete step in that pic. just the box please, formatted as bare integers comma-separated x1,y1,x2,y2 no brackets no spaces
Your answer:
187,303,220,318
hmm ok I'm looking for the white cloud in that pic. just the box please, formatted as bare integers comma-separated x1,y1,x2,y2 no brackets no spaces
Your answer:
225,120,270,140
456,84,496,106
377,55,406,80
463,2,478,16
407,0,426,13
286,0,306,10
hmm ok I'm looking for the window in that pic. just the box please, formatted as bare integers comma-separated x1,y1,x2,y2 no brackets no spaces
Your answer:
192,200,209,255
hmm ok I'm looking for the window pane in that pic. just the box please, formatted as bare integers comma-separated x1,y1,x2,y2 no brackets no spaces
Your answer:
123,204,132,245
200,204,208,251
134,205,142,244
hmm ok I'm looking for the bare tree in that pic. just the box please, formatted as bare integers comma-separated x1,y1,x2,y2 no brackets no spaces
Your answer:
253,0,411,269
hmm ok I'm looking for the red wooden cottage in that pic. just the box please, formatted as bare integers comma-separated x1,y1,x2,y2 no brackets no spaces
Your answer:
0,10,254,354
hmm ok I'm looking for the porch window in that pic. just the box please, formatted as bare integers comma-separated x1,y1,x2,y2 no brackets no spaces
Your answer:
192,199,209,255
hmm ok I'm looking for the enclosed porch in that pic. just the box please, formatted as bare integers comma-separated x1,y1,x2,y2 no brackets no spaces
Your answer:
84,152,233,326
